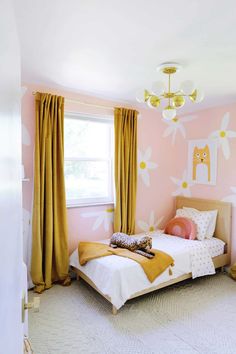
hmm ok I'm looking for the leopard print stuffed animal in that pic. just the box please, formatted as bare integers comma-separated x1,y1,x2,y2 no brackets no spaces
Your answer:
109,233,154,259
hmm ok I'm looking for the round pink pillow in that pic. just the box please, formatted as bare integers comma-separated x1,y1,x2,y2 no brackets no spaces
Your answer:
164,217,197,240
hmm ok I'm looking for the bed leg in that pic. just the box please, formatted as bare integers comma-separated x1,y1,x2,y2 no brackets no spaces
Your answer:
112,305,118,315
76,273,80,281
221,266,225,273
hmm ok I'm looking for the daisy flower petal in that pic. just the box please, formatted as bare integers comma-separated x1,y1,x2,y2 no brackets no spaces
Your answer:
138,220,149,232
222,195,236,207
172,188,181,196
227,130,236,138
92,215,104,230
144,146,152,161
22,124,31,146
180,115,198,122
137,113,142,121
137,167,142,176
141,169,150,186
221,138,230,160
178,124,186,138
209,131,219,139
162,118,172,124
171,129,177,145
137,149,143,163
163,126,174,138
147,161,158,169
170,177,181,186
182,170,187,180
149,211,155,226
221,112,230,130
184,188,192,197
154,216,164,228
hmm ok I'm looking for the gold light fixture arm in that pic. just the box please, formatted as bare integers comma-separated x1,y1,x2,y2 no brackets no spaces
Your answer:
168,74,171,106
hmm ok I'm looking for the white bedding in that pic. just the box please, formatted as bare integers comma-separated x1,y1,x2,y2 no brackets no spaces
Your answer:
201,237,225,258
70,233,225,309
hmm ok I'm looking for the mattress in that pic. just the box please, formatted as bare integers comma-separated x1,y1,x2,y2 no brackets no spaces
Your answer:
70,233,225,309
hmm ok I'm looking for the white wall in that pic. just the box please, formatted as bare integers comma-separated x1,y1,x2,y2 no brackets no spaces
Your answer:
0,0,23,353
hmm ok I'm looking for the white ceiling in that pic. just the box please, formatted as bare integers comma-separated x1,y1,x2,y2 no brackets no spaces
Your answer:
14,0,236,113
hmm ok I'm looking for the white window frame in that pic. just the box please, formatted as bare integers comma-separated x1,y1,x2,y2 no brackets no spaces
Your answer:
64,112,114,208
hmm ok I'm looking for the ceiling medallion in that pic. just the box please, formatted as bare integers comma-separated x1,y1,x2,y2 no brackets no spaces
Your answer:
136,62,204,120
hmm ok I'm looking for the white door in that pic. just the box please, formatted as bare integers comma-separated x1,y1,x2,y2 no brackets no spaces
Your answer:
0,1,24,353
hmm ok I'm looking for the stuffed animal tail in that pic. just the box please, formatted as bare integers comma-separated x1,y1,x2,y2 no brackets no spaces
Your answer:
134,250,154,259
109,243,118,248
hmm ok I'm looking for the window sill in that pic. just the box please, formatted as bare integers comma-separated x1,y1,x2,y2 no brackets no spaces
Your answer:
66,201,114,209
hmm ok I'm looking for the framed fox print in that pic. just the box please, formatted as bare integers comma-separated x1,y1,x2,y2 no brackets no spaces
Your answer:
188,139,217,185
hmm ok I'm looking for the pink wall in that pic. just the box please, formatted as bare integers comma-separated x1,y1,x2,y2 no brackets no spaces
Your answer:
21,84,236,262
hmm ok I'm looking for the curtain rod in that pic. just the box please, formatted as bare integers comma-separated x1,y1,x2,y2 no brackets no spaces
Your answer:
32,91,114,110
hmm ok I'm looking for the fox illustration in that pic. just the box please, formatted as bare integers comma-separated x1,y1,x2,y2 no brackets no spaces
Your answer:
192,145,211,182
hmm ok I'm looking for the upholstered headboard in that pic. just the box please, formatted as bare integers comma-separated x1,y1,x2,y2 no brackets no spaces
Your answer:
175,196,232,256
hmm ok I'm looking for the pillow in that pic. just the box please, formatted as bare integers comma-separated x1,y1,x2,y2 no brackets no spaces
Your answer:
183,207,218,239
176,209,212,241
164,217,197,240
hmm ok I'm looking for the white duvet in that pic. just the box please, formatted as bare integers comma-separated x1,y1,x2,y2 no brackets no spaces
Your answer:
70,233,225,309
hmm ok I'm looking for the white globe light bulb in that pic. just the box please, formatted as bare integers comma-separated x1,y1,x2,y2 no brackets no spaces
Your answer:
135,89,145,103
162,106,176,120
195,89,204,103
151,81,165,96
147,97,154,109
147,96,160,109
180,80,195,95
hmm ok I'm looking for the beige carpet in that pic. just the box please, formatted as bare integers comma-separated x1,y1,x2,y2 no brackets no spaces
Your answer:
28,273,236,354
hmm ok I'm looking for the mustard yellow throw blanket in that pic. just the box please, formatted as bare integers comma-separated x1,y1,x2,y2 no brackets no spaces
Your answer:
78,242,174,283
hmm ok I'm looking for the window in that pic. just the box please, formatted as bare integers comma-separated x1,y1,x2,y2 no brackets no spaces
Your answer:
64,113,114,207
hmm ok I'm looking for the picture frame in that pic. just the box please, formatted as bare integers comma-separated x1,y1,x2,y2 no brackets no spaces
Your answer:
187,139,217,185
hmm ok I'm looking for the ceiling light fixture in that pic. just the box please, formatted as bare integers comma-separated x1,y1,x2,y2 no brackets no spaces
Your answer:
136,62,204,120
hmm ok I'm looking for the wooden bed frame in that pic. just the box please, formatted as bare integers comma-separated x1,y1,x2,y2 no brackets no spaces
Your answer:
72,196,232,315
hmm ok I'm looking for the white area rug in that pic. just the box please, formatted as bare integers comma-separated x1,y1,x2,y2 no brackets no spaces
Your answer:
28,273,236,354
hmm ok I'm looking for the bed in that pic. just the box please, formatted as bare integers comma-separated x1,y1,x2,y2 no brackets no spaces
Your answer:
70,197,232,314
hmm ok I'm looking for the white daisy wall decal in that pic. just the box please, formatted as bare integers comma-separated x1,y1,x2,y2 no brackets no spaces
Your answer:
163,115,197,145
138,147,157,187
222,187,236,207
22,124,31,146
137,113,143,121
170,170,193,197
82,208,114,231
209,112,236,160
138,211,164,232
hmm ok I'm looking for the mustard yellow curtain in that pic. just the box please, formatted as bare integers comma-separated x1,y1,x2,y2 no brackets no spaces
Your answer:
31,92,70,293
114,107,138,234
